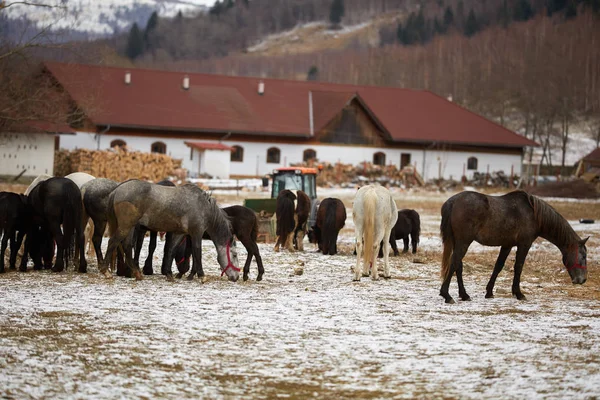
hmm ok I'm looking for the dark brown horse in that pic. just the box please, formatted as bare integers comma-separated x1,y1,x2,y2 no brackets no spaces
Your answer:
378,209,421,257
309,197,346,255
0,192,29,272
274,190,297,252
175,205,265,281
439,190,588,304
293,190,311,251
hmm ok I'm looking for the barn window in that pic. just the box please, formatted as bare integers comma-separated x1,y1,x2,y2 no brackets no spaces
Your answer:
373,152,386,166
267,147,280,164
467,157,478,170
110,139,127,149
303,148,316,162
151,141,167,154
231,145,244,162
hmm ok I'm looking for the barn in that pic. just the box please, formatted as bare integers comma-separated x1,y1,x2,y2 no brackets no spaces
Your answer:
0,121,74,178
44,62,536,180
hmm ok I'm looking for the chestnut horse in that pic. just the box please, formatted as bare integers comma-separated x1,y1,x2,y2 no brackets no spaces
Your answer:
440,190,588,304
309,197,346,255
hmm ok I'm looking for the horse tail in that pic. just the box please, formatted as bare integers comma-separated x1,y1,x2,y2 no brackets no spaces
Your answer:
107,191,119,238
410,209,421,244
62,183,82,266
440,199,454,280
323,199,336,253
276,192,296,237
362,191,377,266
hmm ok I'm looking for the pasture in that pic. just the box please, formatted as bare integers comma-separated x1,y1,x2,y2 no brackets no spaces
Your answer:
1,187,600,399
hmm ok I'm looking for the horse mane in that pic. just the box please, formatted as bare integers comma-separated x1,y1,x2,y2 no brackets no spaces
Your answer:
526,192,580,247
182,184,232,244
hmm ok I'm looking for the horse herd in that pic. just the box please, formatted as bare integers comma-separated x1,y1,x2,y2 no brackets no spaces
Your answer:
0,175,590,304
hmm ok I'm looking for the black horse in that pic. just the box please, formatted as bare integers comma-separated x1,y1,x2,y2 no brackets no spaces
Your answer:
309,198,346,256
21,177,87,273
0,192,29,272
173,206,265,281
378,209,421,257
439,190,588,304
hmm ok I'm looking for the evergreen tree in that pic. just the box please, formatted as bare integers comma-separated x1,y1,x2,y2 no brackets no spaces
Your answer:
125,23,144,60
414,8,427,43
307,66,319,81
210,0,224,16
329,0,345,27
433,17,445,34
565,0,578,18
396,22,404,43
143,11,159,50
443,6,454,29
463,9,479,37
497,0,511,28
547,0,568,16
513,0,534,21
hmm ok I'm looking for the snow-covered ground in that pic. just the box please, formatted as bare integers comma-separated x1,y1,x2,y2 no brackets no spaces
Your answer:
1,189,600,398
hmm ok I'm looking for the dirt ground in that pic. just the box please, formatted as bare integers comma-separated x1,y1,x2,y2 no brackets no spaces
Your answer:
1,187,600,399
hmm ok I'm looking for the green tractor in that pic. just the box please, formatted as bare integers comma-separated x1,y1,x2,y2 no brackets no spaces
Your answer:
243,167,320,242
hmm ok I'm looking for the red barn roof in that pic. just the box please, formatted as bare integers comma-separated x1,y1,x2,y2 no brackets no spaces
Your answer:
44,62,536,148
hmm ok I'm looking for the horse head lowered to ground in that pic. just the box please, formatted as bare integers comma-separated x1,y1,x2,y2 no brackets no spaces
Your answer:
102,180,239,281
439,190,588,304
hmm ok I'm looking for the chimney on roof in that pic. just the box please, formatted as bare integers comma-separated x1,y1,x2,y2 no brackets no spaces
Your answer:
124,71,131,85
258,80,265,96
183,75,190,90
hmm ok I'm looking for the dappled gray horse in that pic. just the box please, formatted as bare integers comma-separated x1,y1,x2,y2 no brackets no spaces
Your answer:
101,180,240,281
81,178,122,273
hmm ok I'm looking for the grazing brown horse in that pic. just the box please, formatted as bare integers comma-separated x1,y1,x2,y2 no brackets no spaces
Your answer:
309,197,346,255
176,205,265,281
274,190,297,252
378,209,421,257
293,190,311,251
0,192,29,272
440,190,588,304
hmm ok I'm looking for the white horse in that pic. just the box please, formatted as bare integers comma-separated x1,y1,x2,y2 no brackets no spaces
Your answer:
352,184,398,281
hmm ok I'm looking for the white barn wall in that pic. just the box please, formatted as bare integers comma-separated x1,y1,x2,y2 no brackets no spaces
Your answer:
63,132,522,180
0,133,56,177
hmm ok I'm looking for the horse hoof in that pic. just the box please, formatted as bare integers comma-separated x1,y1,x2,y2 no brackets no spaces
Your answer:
256,274,263,282
78,267,87,274
243,274,249,282
383,275,391,280
200,276,207,284
0,268,5,274
166,275,174,282
516,294,527,301
176,273,184,279
19,266,27,272
134,271,143,281
352,278,361,282
485,293,494,299
460,296,472,301
445,298,455,304
33,264,43,271
143,268,153,275
51,266,64,273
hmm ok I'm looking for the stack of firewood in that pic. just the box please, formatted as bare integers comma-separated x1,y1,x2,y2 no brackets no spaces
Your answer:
54,147,184,182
